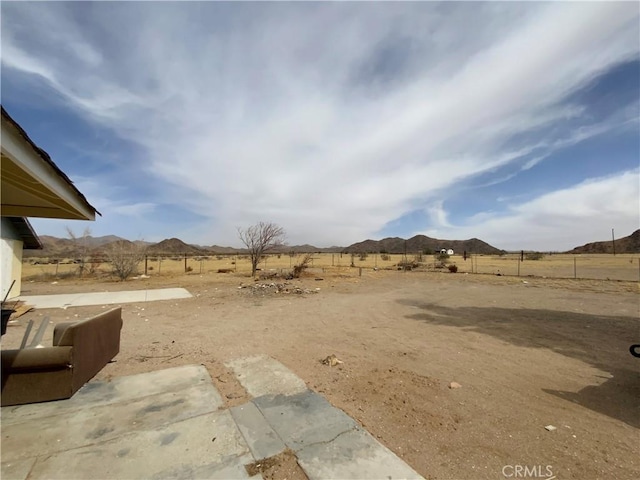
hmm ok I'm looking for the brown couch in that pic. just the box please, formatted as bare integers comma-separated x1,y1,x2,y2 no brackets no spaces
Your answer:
1,307,122,406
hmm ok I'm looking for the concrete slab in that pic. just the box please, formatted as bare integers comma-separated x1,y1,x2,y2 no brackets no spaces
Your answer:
27,411,252,480
149,453,261,480
231,402,287,460
296,427,424,480
225,355,307,398
1,360,424,480
2,383,220,461
253,390,358,452
17,287,192,309
2,365,219,425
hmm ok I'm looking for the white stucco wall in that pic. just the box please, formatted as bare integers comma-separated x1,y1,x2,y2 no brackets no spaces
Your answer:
1,217,24,299
1,238,22,299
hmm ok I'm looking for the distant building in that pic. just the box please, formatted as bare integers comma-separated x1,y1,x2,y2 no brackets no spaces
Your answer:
1,106,99,298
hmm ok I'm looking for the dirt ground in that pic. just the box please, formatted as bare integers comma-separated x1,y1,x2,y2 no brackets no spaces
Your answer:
4,269,639,480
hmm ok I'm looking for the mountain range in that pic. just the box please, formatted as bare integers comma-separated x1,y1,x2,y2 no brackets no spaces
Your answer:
22,230,640,258
567,229,640,254
342,235,504,255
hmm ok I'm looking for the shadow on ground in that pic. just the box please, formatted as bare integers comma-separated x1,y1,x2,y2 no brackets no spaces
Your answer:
398,299,640,428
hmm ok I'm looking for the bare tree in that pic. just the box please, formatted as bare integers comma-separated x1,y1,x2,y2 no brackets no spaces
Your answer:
105,240,146,281
66,226,92,277
237,222,286,276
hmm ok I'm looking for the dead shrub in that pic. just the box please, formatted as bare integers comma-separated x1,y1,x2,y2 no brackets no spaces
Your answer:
105,241,147,281
292,254,313,278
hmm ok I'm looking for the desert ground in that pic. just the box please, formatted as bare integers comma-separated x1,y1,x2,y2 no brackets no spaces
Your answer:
22,252,640,283
4,264,639,480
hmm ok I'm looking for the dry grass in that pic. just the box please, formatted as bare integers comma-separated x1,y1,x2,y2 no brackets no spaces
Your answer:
21,253,640,282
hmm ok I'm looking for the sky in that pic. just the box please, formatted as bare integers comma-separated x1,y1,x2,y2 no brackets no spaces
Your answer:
1,1,639,251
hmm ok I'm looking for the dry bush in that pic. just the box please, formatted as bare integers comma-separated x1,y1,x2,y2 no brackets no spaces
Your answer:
105,241,146,281
66,226,92,277
396,260,420,271
88,255,103,275
292,254,313,278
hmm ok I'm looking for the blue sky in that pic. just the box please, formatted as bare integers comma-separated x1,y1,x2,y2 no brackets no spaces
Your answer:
2,2,638,251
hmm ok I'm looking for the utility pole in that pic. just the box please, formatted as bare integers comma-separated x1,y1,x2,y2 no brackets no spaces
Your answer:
612,228,616,256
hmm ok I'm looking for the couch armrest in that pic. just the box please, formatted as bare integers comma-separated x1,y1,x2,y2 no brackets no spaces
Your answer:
53,322,76,346
1,347,73,372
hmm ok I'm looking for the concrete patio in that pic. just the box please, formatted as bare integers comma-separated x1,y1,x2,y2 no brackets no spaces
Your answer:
1,355,423,480
16,288,193,309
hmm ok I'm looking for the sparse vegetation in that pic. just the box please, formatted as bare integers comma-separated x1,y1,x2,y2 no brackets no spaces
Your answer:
237,221,286,276
380,253,390,261
437,252,450,262
66,226,92,277
105,241,147,281
291,254,313,278
525,252,545,260
87,255,103,275
448,264,458,273
397,260,420,270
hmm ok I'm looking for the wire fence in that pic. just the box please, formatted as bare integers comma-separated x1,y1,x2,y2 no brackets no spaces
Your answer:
23,252,640,282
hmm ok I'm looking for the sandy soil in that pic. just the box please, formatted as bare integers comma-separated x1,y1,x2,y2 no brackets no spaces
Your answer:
4,270,639,480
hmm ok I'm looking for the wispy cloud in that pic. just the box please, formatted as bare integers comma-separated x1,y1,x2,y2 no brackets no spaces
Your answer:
422,169,640,251
2,2,638,248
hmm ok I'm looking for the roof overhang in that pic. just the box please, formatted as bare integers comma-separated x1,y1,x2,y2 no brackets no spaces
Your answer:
1,106,100,220
6,217,43,249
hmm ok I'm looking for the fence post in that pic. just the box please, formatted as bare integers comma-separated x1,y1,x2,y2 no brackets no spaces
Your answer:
144,255,148,276
184,253,187,273
359,267,362,277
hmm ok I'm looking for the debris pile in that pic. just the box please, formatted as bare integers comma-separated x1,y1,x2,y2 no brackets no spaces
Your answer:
238,282,319,295
321,354,343,367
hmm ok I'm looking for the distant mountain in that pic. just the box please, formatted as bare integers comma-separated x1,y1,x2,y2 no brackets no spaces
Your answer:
81,235,125,247
567,229,640,254
271,244,343,253
145,238,207,255
95,239,138,252
24,234,139,258
343,235,504,255
208,245,243,254
27,233,506,258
